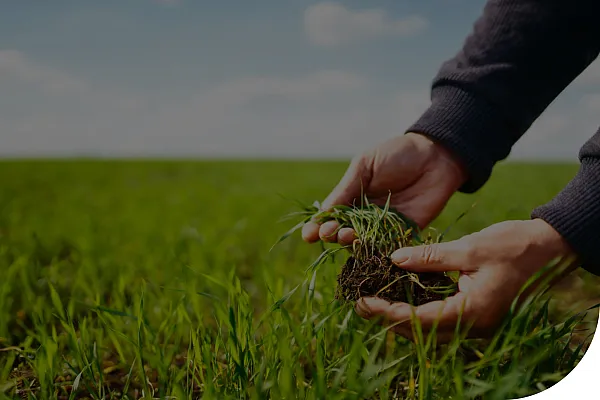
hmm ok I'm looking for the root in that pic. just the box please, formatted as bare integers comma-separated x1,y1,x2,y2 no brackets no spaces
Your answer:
336,255,457,306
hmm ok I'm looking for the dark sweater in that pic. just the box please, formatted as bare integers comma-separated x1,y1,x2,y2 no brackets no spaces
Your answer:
406,0,600,274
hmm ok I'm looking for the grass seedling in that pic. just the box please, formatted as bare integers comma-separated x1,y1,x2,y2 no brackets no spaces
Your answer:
273,194,458,306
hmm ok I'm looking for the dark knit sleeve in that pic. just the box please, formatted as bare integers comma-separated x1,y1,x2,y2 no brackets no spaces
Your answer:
406,0,600,193
531,130,600,275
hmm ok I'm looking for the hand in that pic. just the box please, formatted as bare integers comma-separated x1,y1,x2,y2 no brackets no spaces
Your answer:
354,219,577,342
301,133,467,246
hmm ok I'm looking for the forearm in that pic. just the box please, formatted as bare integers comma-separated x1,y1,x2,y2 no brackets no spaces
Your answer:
531,130,600,275
407,0,600,193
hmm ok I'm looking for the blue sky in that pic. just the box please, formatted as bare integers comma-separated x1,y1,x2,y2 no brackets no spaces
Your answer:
1,0,599,159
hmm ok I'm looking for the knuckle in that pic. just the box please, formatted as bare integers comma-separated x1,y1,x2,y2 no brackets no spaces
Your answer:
419,244,442,265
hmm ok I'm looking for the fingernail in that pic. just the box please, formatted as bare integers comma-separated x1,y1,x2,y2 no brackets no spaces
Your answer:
360,297,393,311
361,298,413,324
391,249,410,264
355,298,372,318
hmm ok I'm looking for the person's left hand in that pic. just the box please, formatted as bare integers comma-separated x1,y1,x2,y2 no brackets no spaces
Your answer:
354,219,578,342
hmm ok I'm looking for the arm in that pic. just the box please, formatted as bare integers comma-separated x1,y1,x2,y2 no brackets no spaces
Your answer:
352,1,600,336
531,130,600,274
406,0,600,193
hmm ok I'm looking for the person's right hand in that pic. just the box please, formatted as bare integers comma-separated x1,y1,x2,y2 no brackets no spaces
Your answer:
301,132,468,246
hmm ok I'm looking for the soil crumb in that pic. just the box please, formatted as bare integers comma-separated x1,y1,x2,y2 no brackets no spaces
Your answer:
336,255,457,306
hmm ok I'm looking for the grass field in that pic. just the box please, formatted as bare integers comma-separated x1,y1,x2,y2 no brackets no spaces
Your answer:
0,160,599,399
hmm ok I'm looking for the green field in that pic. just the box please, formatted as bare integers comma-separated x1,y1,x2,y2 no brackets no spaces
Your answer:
0,160,599,399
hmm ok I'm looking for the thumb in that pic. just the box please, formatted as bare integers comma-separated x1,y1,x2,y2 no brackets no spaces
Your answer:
390,239,473,273
321,155,370,211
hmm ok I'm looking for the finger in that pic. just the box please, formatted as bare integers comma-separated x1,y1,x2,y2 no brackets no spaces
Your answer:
319,220,341,243
356,294,472,333
366,308,469,345
354,298,456,343
409,294,472,331
390,239,475,273
301,221,321,243
337,227,356,246
321,156,368,211
355,297,412,324
353,302,415,341
391,325,459,345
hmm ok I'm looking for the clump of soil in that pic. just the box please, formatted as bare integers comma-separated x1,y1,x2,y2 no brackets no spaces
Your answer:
336,254,457,306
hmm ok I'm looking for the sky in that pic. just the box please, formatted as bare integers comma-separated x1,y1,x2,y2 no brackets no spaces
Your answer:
1,0,599,160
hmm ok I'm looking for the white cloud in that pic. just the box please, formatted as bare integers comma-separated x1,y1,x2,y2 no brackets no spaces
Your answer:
0,58,375,156
0,49,147,111
136,86,426,158
0,48,596,161
203,70,366,107
509,58,600,159
304,2,429,46
113,70,374,157
510,114,573,159
0,50,88,95
390,89,430,123
0,49,150,155
510,96,599,161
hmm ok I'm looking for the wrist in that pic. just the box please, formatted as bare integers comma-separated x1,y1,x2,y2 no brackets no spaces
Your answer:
528,218,576,261
406,131,469,189
521,218,580,289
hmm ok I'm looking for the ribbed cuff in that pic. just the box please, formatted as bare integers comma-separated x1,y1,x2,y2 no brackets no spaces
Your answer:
531,157,600,276
406,85,517,193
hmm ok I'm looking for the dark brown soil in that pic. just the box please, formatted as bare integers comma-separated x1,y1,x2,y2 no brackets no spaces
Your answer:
336,254,457,306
